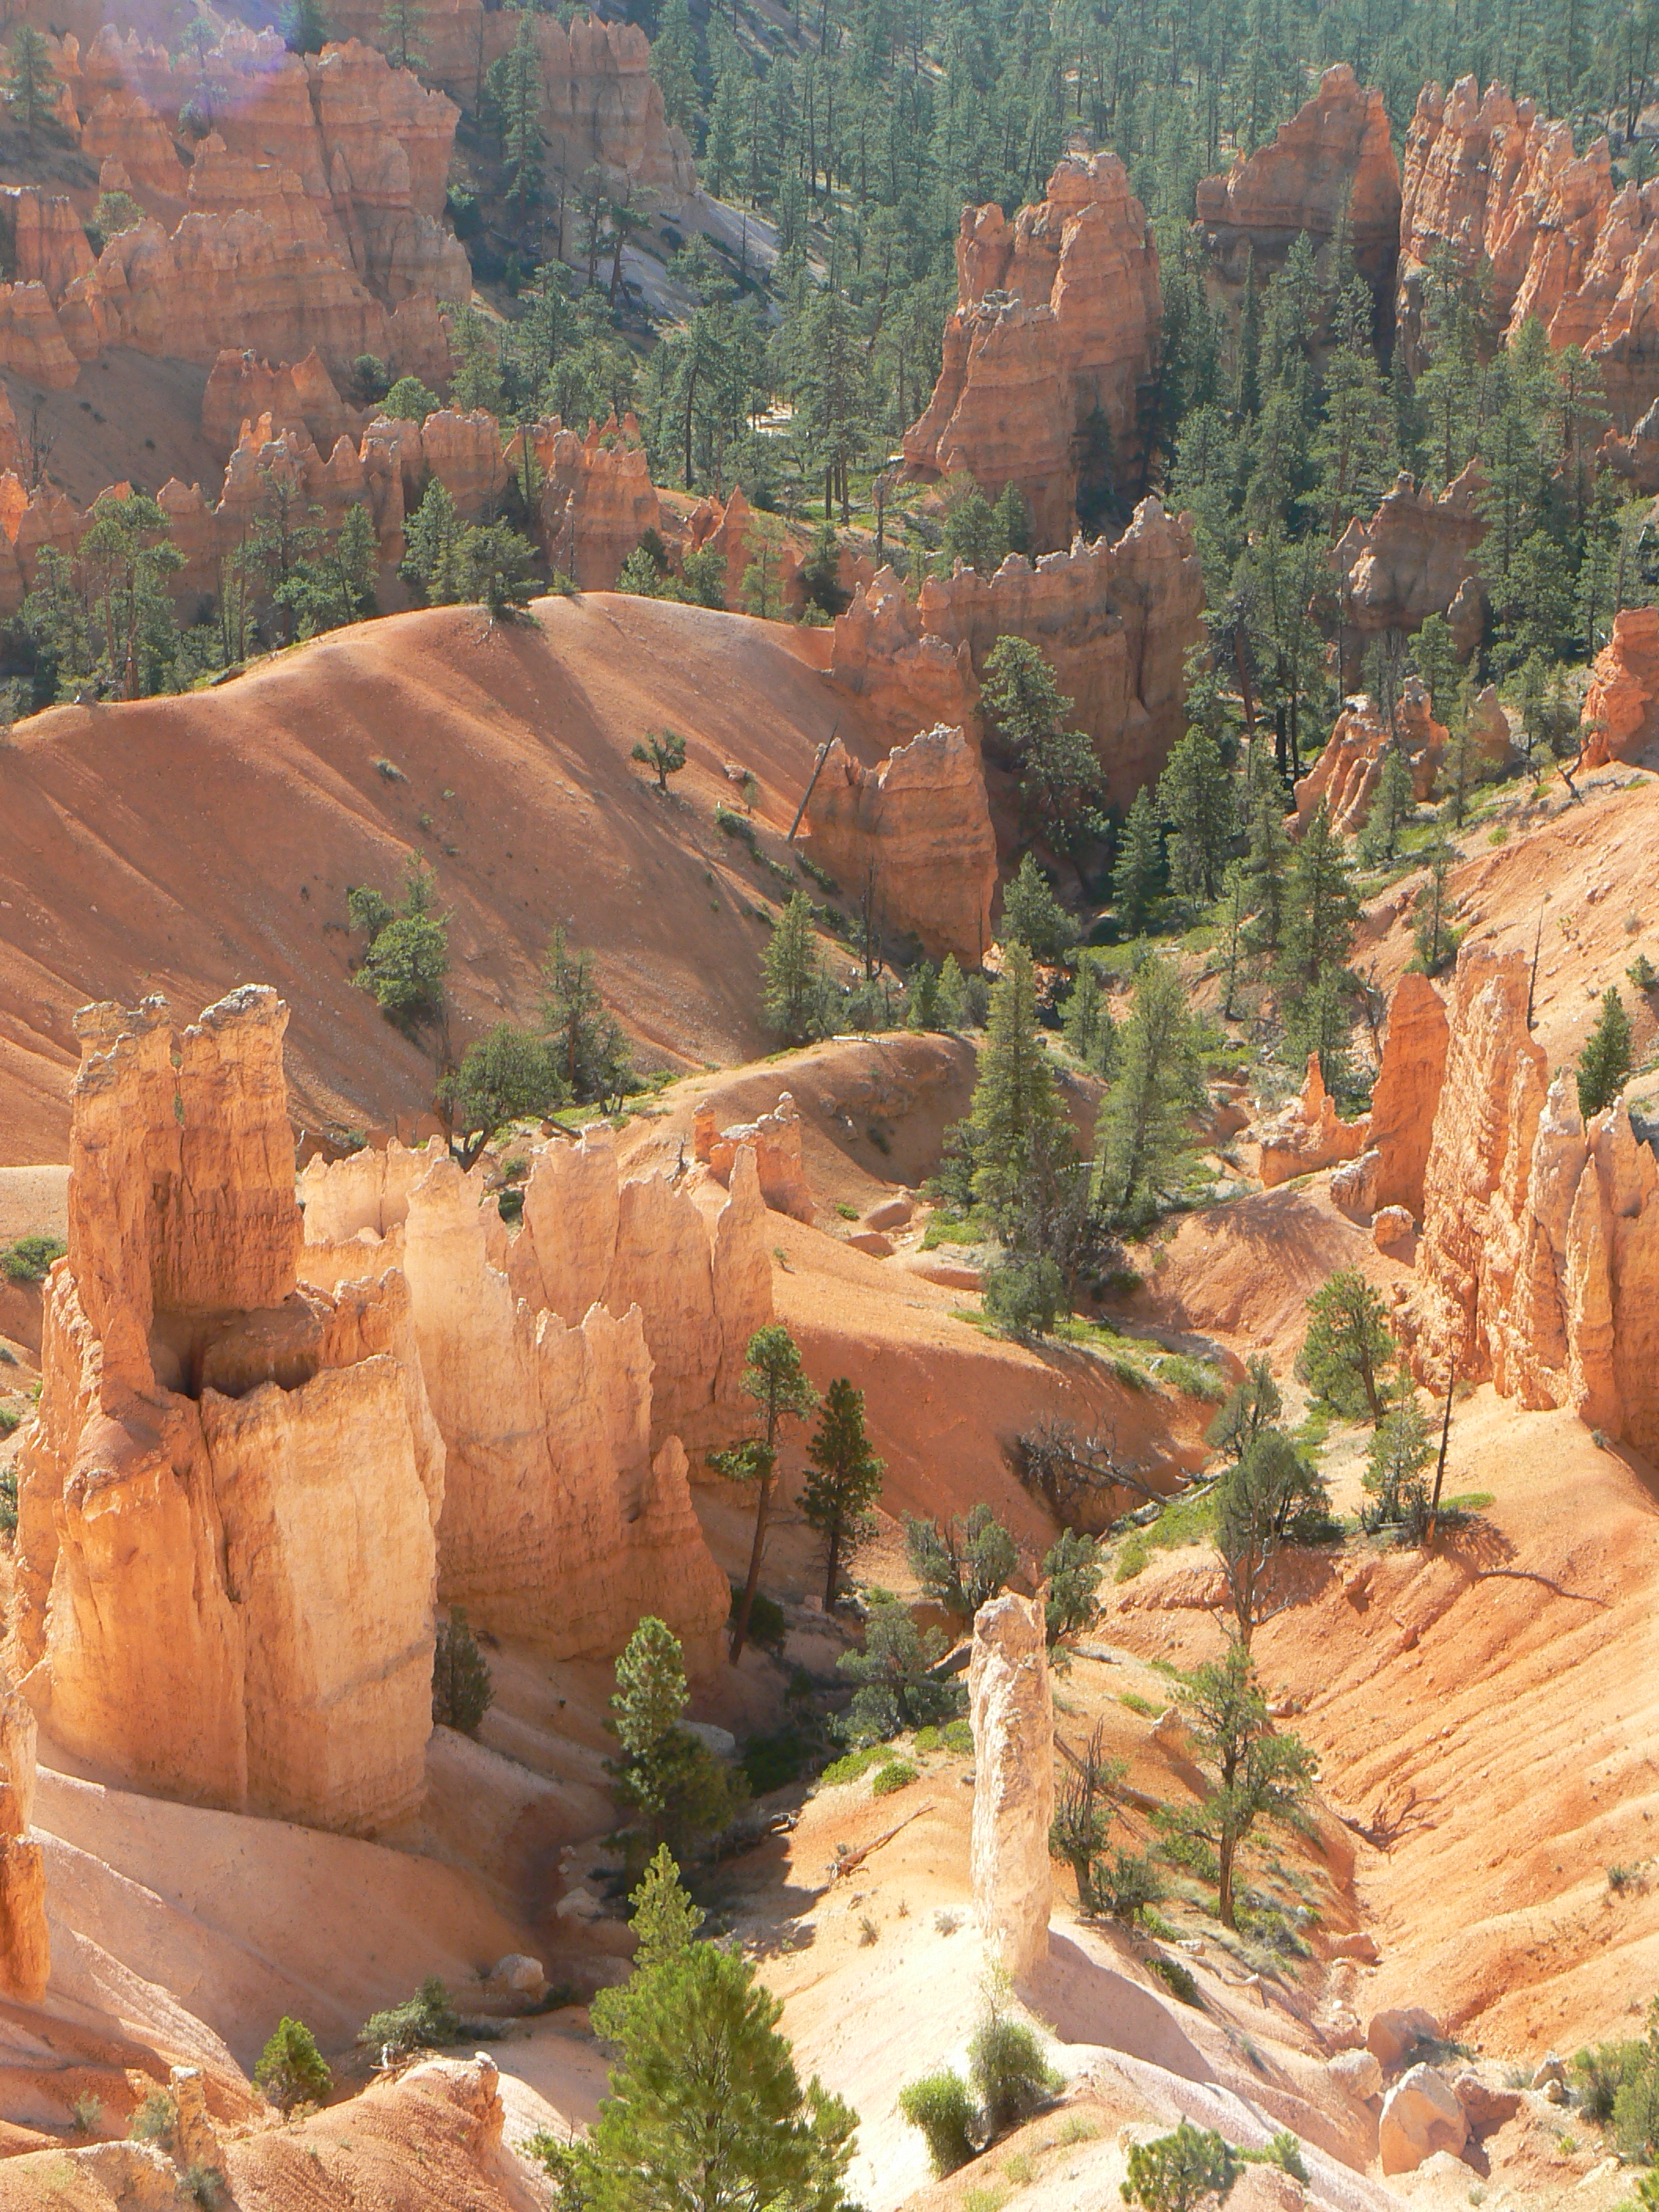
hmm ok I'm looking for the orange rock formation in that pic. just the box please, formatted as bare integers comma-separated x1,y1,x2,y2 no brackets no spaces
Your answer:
1409,944,1659,1457
1291,678,1445,837
830,501,1203,811
1366,972,1451,1218
803,726,997,968
1580,605,1659,767
15,989,443,1835
320,2,694,204
0,1685,47,2003
693,1092,815,1221
298,1122,758,1659
1330,465,1487,685
1257,1054,1372,1188
201,346,359,453
903,153,1161,549
1398,77,1659,427
1195,64,1401,304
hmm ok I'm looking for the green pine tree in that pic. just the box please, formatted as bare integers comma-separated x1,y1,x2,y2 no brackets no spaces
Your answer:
1157,724,1233,903
760,892,826,1045
1279,800,1360,987
800,1378,884,1607
719,1326,818,1664
1097,954,1204,1229
1578,987,1633,1119
965,941,1062,1218
1112,787,1163,937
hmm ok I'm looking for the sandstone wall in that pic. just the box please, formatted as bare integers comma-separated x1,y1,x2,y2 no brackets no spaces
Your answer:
0,1683,47,2002
1293,678,1446,837
828,502,1203,813
317,1,694,207
1408,944,1659,1458
1398,77,1659,428
14,989,441,1836
903,154,1161,549
1329,465,1487,684
802,727,996,967
1196,64,1401,306
298,1122,763,1657
1580,605,1659,768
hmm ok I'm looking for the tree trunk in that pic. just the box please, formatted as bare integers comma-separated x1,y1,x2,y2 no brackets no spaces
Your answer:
730,1462,775,1664
822,1521,840,1610
1218,1834,1236,1928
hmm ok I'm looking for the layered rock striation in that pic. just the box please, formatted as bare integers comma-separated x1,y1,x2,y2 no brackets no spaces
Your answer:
1196,64,1401,307
14,990,443,1835
903,154,1161,548
1397,77,1659,427
1292,679,1447,837
803,727,997,968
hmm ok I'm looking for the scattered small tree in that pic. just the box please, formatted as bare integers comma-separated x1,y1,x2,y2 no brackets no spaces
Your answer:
1000,851,1080,963
541,926,632,1104
437,1023,561,1169
1097,954,1206,1229
630,727,687,793
1121,2119,1240,2212
1042,1527,1104,1646
1214,1430,1329,1645
718,1325,819,1664
836,1595,961,1742
349,858,449,1029
1412,835,1460,976
904,1503,1017,1624
1578,987,1633,1118
1113,786,1164,935
898,2071,976,2176
254,2019,332,2115
800,1378,884,1608
969,1979,1060,2137
1048,1720,1127,1902
432,1606,493,1734
1301,1268,1397,1423
1206,1356,1283,1465
1158,1642,1317,1929
626,1844,705,1968
357,1977,459,2065
610,1617,746,1864
761,892,827,1046
1061,958,1114,1075
1363,1394,1433,1530
6,26,58,145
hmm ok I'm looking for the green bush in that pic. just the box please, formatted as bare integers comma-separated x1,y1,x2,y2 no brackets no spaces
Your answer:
2,1233,64,1283
432,1607,493,1735
1148,1957,1203,2009
357,1976,460,2064
180,2164,225,2207
741,1727,808,1793
969,2012,1060,2138
871,1758,918,1797
1092,1848,1166,1924
1121,2119,1236,2212
728,1582,786,1656
129,2089,174,2144
1574,2038,1645,2124
254,2016,332,2114
898,2068,977,2175
819,1745,884,1787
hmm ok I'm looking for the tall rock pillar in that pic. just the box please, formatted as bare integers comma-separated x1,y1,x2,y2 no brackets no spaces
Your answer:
969,1593,1053,1979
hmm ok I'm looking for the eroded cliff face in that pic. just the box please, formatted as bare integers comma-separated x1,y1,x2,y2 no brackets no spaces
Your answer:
298,1123,755,1661
14,989,441,1836
969,1593,1053,1980
1292,679,1446,837
1196,64,1401,307
1407,945,1659,1459
903,154,1161,549
0,30,460,390
1330,465,1487,685
1398,77,1659,427
1580,605,1659,767
319,1,694,206
828,502,1203,813
803,727,997,968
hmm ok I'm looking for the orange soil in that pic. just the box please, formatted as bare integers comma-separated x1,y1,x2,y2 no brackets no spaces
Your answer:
0,593,872,1160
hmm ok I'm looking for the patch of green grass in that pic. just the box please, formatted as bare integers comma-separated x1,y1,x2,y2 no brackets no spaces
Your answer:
1291,1403,1333,1450
1053,2114,1100,2147
962,2185,1009,2212
1142,1486,1218,1551
834,1201,859,1221
1114,1536,1148,1582
1149,1353,1228,1402
1002,2152,1034,2185
921,1207,990,1250
1443,1491,1495,1513
1119,1690,1155,1716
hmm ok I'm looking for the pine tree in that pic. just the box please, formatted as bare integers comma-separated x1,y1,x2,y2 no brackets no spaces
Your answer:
720,1325,818,1664
650,0,702,133
1159,1642,1315,1929
432,1606,493,1734
1412,836,1459,976
1358,745,1414,866
800,1378,884,1607
254,2018,332,2115
980,635,1103,855
1157,724,1233,903
1214,859,1249,1020
628,1845,704,1970
1244,753,1292,950
993,481,1031,556
402,479,467,602
1061,959,1113,1074
1578,988,1633,1119
760,892,826,1045
999,852,1079,964
966,941,1062,1218
1284,964,1353,1098
1097,954,1204,1229
6,26,57,146
583,1937,857,2212
1112,787,1163,937
541,927,631,1102
1279,800,1360,987
1302,1269,1396,1423
493,13,545,211
379,0,424,67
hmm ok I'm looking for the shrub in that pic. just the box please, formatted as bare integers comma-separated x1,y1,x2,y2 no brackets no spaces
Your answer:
431,1607,493,1735
129,2089,175,2144
984,1251,1066,1338
2,1233,64,1282
740,1727,807,1793
0,1464,16,1532
1120,2119,1236,2212
1577,2037,1648,2124
357,1976,460,2064
1148,1957,1203,2009
969,2010,1060,2138
70,2091,102,2134
180,2164,225,2207
898,2068,977,2175
871,1758,917,1797
254,2016,332,2114
1093,1848,1166,1924
727,1582,786,1657
819,1745,884,1788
